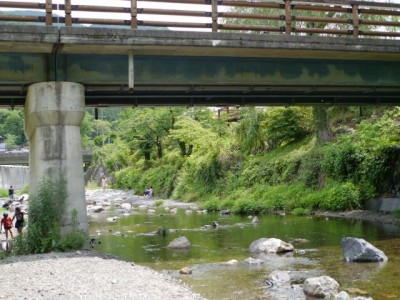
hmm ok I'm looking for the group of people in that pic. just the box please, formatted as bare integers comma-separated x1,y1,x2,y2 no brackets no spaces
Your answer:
1,185,27,241
0,206,27,241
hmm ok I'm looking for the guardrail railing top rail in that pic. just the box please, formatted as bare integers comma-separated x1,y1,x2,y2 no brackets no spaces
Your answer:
0,0,399,38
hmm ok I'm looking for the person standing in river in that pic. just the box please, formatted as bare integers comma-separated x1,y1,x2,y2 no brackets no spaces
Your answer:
8,185,14,200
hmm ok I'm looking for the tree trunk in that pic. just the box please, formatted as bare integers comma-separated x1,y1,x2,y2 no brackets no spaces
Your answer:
178,141,186,157
157,140,163,159
144,142,151,160
313,106,334,145
187,144,193,156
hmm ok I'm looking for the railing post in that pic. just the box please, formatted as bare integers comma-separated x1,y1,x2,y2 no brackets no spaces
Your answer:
45,0,53,25
211,0,218,32
284,0,292,34
352,4,359,37
64,0,72,27
131,0,137,29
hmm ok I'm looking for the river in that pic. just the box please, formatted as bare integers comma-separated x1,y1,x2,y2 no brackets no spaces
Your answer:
88,196,400,299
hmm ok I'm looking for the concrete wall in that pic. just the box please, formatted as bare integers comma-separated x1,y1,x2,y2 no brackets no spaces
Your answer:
367,198,400,212
0,165,29,189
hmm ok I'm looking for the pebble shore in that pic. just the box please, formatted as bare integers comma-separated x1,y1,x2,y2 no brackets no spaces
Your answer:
0,251,205,300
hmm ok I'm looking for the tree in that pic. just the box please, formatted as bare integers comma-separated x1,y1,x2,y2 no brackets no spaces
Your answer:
0,109,26,147
169,116,218,156
235,107,267,154
263,107,313,149
117,107,184,160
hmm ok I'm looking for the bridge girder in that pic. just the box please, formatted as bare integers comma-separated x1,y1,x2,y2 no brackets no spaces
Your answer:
0,25,400,107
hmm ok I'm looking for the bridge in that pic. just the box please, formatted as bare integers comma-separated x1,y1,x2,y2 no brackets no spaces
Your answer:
1,0,400,234
1,0,400,107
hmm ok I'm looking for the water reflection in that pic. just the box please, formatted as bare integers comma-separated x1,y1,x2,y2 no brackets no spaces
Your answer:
89,207,400,300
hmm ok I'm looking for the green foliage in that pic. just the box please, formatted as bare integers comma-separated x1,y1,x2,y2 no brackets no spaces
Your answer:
320,181,361,211
0,188,8,198
154,199,164,207
291,207,311,216
235,107,266,154
0,109,26,147
321,142,359,181
14,176,87,255
202,196,220,212
19,185,28,195
393,210,400,218
114,166,142,190
263,107,312,149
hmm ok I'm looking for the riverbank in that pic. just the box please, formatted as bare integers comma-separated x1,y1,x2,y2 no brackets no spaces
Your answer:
315,209,400,225
1,189,398,300
0,250,205,300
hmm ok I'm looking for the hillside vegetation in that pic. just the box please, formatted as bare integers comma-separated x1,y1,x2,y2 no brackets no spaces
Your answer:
86,106,400,215
1,106,399,214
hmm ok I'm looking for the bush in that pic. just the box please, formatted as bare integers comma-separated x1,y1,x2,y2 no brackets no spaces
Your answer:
291,207,311,216
321,182,360,211
202,196,220,211
14,176,87,255
154,199,164,207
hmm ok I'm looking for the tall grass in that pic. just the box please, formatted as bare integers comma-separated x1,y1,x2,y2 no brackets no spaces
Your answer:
14,175,87,255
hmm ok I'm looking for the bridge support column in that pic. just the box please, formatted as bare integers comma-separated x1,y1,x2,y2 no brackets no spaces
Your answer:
24,82,88,234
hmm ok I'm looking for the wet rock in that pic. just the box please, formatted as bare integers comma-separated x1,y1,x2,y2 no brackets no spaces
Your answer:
179,267,192,275
220,210,231,215
243,257,264,265
341,237,388,262
89,205,104,213
291,238,310,244
221,259,238,266
266,270,291,285
249,238,294,253
303,276,339,299
264,273,305,300
156,227,169,237
289,270,323,284
251,216,259,224
120,203,131,210
335,291,350,300
167,236,191,249
106,217,117,222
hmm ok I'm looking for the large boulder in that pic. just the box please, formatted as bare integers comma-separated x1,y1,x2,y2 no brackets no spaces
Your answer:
167,236,191,249
341,237,388,262
249,238,294,253
303,276,339,299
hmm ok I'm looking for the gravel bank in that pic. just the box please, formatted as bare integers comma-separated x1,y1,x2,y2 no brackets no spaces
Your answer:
1,189,398,300
315,209,400,225
0,250,205,300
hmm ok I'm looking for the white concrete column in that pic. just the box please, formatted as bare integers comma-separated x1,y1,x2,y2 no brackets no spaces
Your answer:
24,82,88,234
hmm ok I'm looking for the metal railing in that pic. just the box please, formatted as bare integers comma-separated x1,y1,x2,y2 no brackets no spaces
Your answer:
0,0,399,38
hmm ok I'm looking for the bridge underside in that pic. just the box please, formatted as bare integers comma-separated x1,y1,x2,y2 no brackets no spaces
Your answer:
0,26,400,107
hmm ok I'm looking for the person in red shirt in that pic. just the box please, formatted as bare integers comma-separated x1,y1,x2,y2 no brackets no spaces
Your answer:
0,212,14,240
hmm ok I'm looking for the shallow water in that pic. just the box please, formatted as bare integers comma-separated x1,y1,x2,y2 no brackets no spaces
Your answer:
89,207,400,299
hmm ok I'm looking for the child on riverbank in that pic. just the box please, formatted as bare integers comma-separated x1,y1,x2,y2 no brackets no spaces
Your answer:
0,212,14,240
12,206,27,235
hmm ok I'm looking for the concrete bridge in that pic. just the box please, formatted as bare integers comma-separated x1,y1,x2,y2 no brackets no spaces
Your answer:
0,0,399,234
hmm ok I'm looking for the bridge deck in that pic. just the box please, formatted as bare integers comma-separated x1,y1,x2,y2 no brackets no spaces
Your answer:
1,24,400,107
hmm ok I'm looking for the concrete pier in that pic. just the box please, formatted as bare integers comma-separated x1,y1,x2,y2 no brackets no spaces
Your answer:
24,82,88,234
